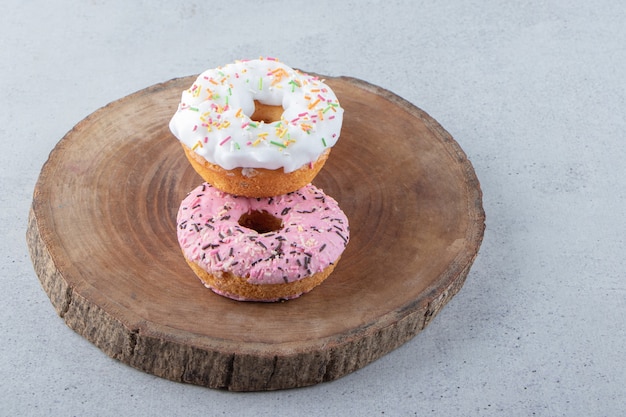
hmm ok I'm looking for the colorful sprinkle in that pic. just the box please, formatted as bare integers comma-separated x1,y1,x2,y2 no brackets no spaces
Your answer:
276,127,288,138
308,99,321,109
288,79,300,92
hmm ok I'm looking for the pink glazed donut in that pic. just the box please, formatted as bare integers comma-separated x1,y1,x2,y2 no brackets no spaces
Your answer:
177,182,349,301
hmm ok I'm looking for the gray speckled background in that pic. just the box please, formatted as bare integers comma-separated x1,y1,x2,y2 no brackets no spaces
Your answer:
2,1,625,415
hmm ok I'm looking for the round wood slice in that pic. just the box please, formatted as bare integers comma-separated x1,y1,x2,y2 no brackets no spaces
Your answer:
27,74,485,391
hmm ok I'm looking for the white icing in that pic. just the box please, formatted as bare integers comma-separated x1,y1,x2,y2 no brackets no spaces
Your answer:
241,167,258,178
169,58,344,173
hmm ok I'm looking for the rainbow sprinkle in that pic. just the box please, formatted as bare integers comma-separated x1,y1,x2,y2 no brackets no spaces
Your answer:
308,98,320,110
288,79,300,92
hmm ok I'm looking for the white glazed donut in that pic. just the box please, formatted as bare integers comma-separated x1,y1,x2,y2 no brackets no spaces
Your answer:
169,58,344,174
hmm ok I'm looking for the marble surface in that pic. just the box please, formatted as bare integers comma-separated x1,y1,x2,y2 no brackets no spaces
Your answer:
2,0,625,415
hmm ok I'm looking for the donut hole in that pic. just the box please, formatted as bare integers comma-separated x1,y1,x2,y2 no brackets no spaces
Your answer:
251,100,284,123
238,210,283,234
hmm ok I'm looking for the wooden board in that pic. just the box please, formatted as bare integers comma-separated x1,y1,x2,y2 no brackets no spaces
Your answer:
27,75,485,391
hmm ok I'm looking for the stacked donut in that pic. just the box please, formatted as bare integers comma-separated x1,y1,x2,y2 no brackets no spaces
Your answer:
170,58,349,302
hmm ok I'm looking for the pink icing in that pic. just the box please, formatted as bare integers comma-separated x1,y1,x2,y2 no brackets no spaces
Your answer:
177,183,349,286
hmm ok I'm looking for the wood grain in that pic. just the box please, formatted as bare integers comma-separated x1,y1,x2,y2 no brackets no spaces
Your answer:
27,75,485,391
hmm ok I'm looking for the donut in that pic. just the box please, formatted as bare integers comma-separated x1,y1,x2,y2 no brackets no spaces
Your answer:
169,57,344,198
176,182,350,302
